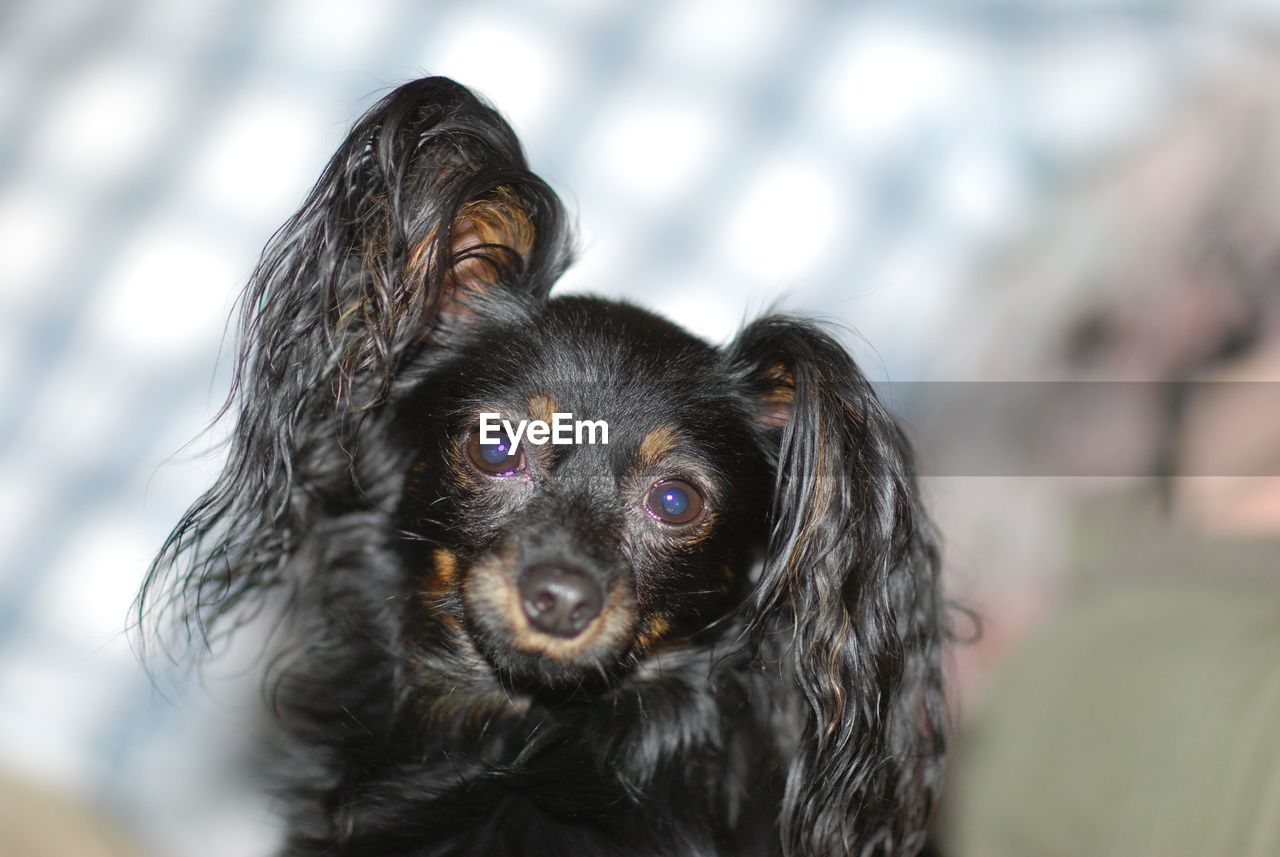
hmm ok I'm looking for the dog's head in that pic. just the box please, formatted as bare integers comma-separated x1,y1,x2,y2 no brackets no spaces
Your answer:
397,294,772,690
143,77,946,857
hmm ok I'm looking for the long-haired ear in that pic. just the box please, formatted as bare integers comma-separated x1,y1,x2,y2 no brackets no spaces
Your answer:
138,77,572,652
728,317,946,857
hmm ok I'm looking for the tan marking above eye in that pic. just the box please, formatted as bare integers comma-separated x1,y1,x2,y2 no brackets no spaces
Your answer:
637,426,680,470
527,393,557,425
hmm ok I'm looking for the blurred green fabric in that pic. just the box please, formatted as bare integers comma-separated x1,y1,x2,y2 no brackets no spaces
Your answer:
948,582,1280,857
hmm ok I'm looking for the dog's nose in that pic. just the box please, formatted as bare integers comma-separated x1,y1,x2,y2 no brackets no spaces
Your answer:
518,565,603,638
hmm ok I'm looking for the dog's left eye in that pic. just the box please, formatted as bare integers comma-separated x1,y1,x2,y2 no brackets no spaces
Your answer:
467,432,525,476
645,479,704,525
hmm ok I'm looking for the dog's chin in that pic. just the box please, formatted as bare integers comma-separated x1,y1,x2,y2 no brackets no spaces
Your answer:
479,641,632,696
462,602,640,696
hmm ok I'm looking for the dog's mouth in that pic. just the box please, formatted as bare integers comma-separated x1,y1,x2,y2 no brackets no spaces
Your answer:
460,551,640,688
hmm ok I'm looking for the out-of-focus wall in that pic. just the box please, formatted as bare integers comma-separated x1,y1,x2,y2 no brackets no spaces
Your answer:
1,2,1277,855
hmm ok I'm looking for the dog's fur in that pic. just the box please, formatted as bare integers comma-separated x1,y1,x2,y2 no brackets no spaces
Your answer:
142,77,948,857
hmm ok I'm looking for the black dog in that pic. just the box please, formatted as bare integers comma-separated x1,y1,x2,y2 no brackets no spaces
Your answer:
143,77,947,857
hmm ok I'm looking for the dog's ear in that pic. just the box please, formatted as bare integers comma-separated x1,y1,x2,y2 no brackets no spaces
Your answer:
139,77,571,650
728,317,946,857
258,75,571,400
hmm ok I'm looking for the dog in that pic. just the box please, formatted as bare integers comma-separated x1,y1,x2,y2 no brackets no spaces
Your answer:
142,77,948,857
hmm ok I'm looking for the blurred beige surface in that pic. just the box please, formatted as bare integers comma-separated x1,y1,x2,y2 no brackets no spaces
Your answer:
945,485,1280,857
948,583,1280,857
0,771,142,857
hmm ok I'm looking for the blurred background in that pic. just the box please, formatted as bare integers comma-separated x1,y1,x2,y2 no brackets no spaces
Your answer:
1,1,1278,855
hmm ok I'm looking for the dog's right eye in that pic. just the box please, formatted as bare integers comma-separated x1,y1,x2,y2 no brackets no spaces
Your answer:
467,432,525,476
645,479,704,525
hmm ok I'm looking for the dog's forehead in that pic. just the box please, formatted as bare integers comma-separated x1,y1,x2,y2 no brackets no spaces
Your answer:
488,298,718,398
464,295,743,450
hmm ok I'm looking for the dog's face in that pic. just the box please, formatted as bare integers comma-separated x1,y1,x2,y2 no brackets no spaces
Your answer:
399,296,772,690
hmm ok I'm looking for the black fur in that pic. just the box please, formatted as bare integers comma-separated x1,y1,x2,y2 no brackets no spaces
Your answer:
141,77,947,857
